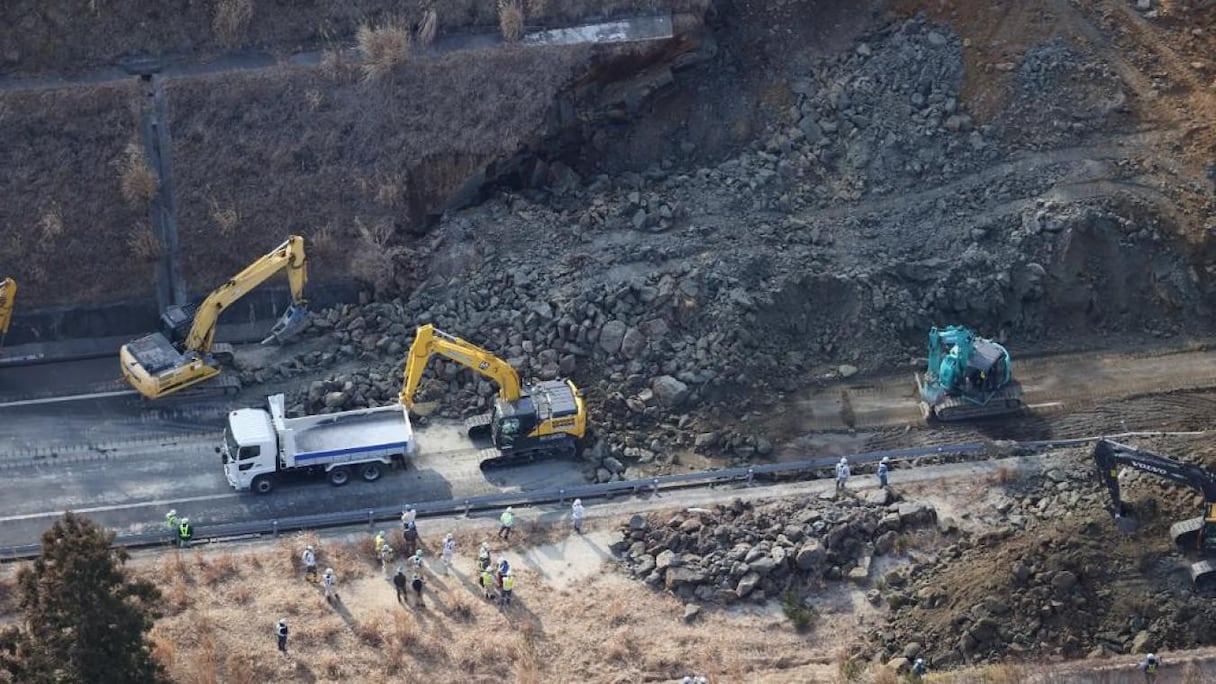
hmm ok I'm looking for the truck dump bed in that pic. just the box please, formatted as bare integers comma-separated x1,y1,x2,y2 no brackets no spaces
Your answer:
268,395,414,465
292,409,411,459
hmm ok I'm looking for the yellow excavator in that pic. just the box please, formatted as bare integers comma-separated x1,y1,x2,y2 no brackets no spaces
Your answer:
120,236,308,399
0,277,16,354
400,324,587,468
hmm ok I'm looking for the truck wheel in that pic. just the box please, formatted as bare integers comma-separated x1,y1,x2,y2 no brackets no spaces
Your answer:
328,467,351,487
252,475,275,495
359,463,383,482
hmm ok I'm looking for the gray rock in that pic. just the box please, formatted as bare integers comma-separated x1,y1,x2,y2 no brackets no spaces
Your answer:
634,554,656,576
323,391,348,408
655,549,677,571
735,571,761,598
874,530,898,555
604,456,626,474
1051,570,1078,592
632,208,649,230
620,327,647,359
683,603,702,622
599,320,627,354
651,375,690,407
794,539,825,570
749,556,778,576
1131,630,1153,654
664,566,706,589
629,515,648,532
596,467,613,483
838,364,859,378
694,432,720,449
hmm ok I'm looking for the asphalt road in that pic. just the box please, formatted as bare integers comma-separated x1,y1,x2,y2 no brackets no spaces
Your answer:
0,419,586,548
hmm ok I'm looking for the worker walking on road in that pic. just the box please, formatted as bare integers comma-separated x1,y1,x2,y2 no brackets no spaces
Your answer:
393,566,407,603
323,567,338,602
276,619,289,655
177,518,193,548
441,533,455,574
835,457,851,492
572,498,585,534
165,509,180,544
877,457,890,488
410,548,425,576
500,570,515,607
302,545,318,581
911,658,926,681
499,506,515,541
1140,653,1160,683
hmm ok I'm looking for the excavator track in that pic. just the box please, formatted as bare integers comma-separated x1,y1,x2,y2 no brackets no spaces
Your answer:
1169,516,1205,550
464,413,492,440
916,373,1026,422
1189,559,1216,587
477,440,578,470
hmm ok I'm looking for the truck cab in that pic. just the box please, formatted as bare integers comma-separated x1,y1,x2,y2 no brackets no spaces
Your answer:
221,407,279,492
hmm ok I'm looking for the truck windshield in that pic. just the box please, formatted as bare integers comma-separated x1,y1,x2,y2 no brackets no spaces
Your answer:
222,427,240,464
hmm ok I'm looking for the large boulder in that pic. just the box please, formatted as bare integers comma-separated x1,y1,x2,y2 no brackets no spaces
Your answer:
665,566,707,590
652,375,690,407
794,539,825,570
599,320,627,354
735,571,761,598
620,327,648,359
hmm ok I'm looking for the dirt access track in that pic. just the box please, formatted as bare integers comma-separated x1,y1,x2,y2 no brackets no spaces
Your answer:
775,345,1216,434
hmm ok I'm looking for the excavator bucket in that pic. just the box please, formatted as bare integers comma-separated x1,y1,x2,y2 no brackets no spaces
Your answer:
262,303,308,345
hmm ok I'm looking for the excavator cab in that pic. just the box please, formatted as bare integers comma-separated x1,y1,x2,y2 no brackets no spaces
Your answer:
916,325,1024,422
400,325,587,469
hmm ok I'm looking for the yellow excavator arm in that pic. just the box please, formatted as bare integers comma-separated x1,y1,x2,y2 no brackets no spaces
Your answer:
399,324,522,410
0,278,16,347
120,236,308,399
185,235,308,354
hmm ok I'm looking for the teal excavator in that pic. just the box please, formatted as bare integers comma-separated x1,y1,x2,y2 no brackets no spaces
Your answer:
915,325,1024,421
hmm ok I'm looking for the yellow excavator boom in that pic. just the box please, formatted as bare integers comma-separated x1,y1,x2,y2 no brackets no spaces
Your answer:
185,236,308,353
120,236,308,399
0,278,16,350
399,324,522,410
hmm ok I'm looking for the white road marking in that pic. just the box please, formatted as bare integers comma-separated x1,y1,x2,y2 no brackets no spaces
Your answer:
0,492,241,523
0,389,138,408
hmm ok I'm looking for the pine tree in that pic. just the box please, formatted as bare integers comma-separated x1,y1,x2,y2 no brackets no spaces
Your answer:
0,512,168,683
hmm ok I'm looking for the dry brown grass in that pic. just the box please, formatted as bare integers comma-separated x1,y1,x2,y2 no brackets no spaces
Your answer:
207,197,240,236
417,7,439,47
356,172,407,208
498,0,526,42
128,225,164,262
212,0,255,46
357,18,412,81
992,465,1020,485
350,217,411,293
118,142,158,207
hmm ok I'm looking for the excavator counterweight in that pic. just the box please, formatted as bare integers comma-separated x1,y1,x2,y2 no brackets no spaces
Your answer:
400,324,587,469
120,236,308,399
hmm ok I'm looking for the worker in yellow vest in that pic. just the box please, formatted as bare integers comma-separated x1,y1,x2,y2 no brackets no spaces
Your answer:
499,570,515,607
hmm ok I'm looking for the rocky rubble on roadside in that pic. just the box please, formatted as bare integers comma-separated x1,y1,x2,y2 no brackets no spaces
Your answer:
236,18,1206,480
609,492,941,608
864,453,1216,670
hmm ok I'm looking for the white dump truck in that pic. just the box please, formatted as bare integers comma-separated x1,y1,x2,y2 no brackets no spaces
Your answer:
221,393,416,494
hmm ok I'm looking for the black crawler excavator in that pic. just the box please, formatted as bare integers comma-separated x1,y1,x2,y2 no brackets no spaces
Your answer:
1093,439,1216,586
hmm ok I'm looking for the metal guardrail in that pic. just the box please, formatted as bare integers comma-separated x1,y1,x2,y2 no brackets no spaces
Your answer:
0,430,1202,563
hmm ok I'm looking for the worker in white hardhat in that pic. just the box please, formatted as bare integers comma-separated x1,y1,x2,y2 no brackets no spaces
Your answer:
276,619,289,654
877,456,890,488
323,567,338,601
835,457,851,491
441,532,455,574
301,545,318,581
498,506,515,541
571,498,585,534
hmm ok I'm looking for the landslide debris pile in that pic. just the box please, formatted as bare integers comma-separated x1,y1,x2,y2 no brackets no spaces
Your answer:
246,17,1206,475
608,493,939,606
867,456,1216,669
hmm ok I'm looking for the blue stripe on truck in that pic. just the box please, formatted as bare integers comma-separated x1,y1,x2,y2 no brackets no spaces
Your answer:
294,441,412,462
